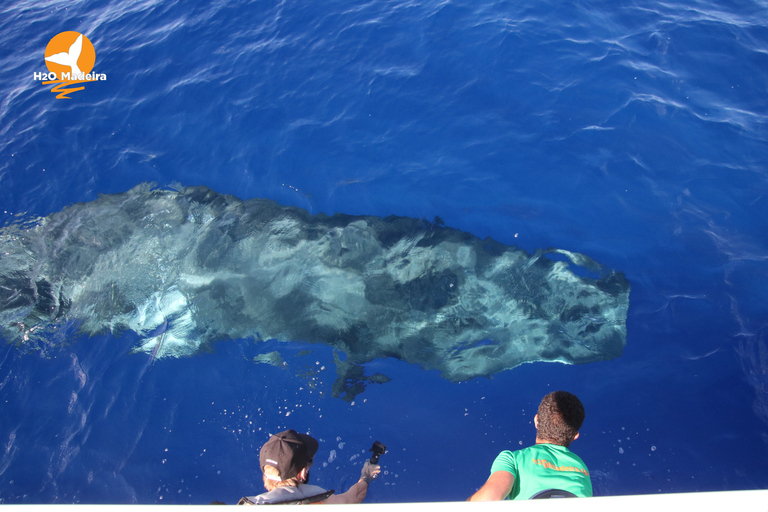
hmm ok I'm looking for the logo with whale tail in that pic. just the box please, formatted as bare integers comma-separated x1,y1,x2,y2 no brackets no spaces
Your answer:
35,31,107,99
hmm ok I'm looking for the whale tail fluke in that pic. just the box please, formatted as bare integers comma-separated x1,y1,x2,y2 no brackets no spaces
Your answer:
45,34,84,77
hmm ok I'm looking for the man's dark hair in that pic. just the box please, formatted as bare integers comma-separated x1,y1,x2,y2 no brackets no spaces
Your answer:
536,391,585,447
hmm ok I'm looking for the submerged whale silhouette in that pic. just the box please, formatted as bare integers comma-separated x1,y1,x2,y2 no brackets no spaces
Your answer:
0,184,629,388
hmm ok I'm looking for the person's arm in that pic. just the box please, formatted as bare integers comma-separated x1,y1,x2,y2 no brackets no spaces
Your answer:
467,470,514,501
318,461,380,504
319,479,368,504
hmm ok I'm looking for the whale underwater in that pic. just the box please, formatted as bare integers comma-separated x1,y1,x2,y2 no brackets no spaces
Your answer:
0,184,629,398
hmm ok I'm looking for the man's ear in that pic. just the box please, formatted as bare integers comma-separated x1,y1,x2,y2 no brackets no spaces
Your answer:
573,432,580,441
298,467,310,481
534,414,538,429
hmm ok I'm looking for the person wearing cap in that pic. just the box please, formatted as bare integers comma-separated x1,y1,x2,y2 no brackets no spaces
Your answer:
238,429,381,505
468,391,593,501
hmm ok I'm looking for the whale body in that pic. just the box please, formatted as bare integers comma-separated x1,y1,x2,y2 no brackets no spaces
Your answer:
0,184,629,383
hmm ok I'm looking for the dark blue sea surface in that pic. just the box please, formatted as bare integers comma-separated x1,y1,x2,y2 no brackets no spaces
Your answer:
1,0,767,504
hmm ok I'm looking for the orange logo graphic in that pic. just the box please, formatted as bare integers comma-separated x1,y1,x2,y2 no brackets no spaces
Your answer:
35,31,107,99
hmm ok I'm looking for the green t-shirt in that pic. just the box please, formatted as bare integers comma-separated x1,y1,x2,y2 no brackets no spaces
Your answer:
489,443,592,500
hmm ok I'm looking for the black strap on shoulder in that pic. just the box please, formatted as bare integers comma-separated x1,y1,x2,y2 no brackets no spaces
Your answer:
282,489,336,505
238,489,336,505
530,489,578,499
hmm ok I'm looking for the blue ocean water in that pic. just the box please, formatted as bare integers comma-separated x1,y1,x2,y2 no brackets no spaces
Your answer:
1,0,767,504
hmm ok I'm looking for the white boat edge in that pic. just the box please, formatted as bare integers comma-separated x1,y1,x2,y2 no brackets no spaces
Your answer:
1,490,768,510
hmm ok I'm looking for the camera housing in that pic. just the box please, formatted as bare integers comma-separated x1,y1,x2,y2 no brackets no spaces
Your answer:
369,441,386,464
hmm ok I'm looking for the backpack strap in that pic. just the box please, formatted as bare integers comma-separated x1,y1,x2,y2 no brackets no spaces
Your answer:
279,489,336,505
238,489,335,505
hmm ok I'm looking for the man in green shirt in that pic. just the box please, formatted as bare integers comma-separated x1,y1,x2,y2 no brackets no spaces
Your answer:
468,391,593,500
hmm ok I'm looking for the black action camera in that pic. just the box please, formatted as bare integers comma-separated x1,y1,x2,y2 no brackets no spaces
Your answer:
369,441,386,464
